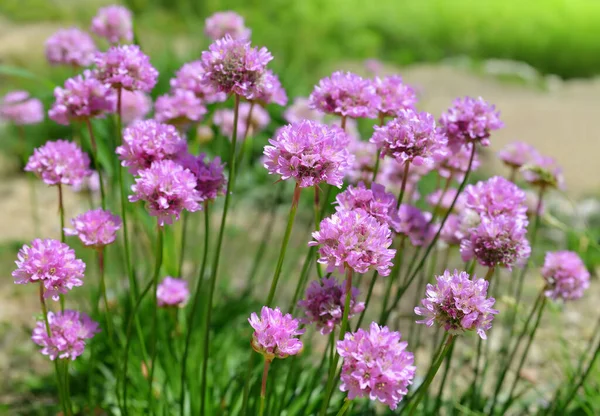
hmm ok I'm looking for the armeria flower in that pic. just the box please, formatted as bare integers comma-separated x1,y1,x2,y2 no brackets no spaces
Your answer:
180,153,227,200
370,109,448,167
154,90,207,126
298,277,365,335
94,45,158,92
252,70,288,106
45,28,96,67
204,11,251,40
71,171,101,194
337,322,415,410
121,90,152,125
346,136,378,184
309,71,380,119
498,141,540,169
263,120,352,188
64,208,121,249
283,97,324,124
200,35,272,99
310,209,395,275
335,182,400,230
170,60,227,103
25,140,91,187
541,251,590,302
460,215,531,269
439,96,503,151
213,102,270,140
397,204,434,246
157,277,189,307
0,91,44,125
249,306,304,360
116,120,188,175
32,310,99,360
49,71,116,125
426,188,465,213
439,214,463,246
90,5,133,44
12,239,85,300
464,176,527,220
415,269,498,339
373,75,417,118
522,155,565,190
129,160,203,226
438,144,481,182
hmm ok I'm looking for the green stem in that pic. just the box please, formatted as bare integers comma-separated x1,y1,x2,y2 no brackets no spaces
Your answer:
178,211,189,277
147,225,164,412
97,249,114,341
354,271,378,331
259,359,272,416
433,341,455,413
396,161,410,209
335,399,352,416
379,237,405,323
58,183,65,243
314,186,324,279
85,119,106,210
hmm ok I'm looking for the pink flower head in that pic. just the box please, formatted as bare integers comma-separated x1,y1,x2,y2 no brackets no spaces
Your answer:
94,45,158,92
498,141,540,169
157,276,189,307
464,176,527,220
204,11,251,41
263,120,352,188
64,208,121,248
415,270,498,339
200,35,272,99
120,90,152,125
90,5,133,44
371,109,448,167
438,144,481,182
45,28,96,67
129,160,202,226
180,153,227,200
541,251,590,302
249,306,304,360
71,171,102,194
310,209,395,275
522,154,565,190
439,96,503,151
298,277,365,335
0,91,44,125
170,60,227,103
213,102,270,140
309,71,380,119
335,182,400,230
25,140,91,187
397,204,434,246
346,136,378,184
154,89,207,127
32,310,99,360
373,75,417,118
116,120,188,175
283,97,324,124
337,322,415,409
49,71,116,125
12,239,85,300
252,70,288,106
426,188,465,213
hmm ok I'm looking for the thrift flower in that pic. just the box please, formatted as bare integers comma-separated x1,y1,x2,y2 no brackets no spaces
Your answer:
65,208,121,248
157,277,190,307
45,28,96,67
249,306,304,360
25,140,91,187
346,136,378,184
120,90,152,125
0,91,44,125
373,75,417,117
95,45,158,92
522,155,565,190
170,60,227,103
283,97,324,124
253,69,288,106
498,141,540,169
180,153,227,200
204,11,251,40
396,204,434,246
541,251,590,301
335,182,400,230
90,5,133,44
154,90,207,126
464,176,527,220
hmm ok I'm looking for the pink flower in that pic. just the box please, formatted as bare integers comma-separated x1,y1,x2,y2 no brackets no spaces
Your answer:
25,140,91,187
346,136,378,184
373,75,417,118
213,102,270,140
64,208,121,248
438,143,481,182
252,70,288,106
180,153,227,200
522,154,565,190
120,90,152,125
249,306,304,360
498,141,540,169
335,182,400,230
396,204,434,246
170,61,227,103
154,90,207,127
541,251,590,302
0,91,44,125
204,11,251,40
438,214,463,246
157,277,189,307
94,45,158,92
90,5,133,44
464,176,527,220
45,28,96,67
283,97,324,124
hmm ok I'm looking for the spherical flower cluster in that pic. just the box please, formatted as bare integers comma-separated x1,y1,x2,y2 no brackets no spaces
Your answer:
522,155,565,190
426,188,464,213
298,277,365,335
541,251,590,302
32,310,99,360
90,5,133,44
154,90,207,126
464,176,527,219
94,45,158,92
129,160,203,226
64,208,121,249
346,136,378,184
283,97,323,124
309,71,380,119
200,35,272,99
12,239,86,300
0,91,44,125
25,140,91,187
373,75,417,118
438,144,481,182
337,322,415,409
498,141,540,169
248,306,304,360
116,120,188,174
310,209,395,275
415,270,498,339
170,61,227,103
439,96,503,151
213,102,270,140
251,69,287,106
335,182,400,230
180,153,227,200
157,277,190,307
371,109,448,167
204,11,251,40
120,90,152,125
45,28,96,67
396,204,433,246
49,72,116,125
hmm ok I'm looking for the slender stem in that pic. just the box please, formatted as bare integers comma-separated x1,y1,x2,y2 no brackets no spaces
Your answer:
236,102,255,167
340,116,347,131
98,249,114,340
259,359,272,416
178,211,189,277
379,237,405,323
335,399,352,416
148,225,164,411
396,161,410,209
85,119,106,209
354,271,378,331
58,184,65,243
433,341,455,413
508,167,517,182
62,360,73,416
557,335,600,412
288,246,315,314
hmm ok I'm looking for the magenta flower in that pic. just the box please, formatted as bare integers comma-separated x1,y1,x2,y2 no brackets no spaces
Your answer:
120,90,152,125
498,141,540,169
249,306,304,360
90,5,133,44
335,182,400,230
415,270,498,339
298,277,365,335
542,251,590,302
204,11,251,40
25,140,91,187
64,208,121,249
309,71,380,119
346,136,378,184
49,71,116,125
283,97,324,124
157,276,190,307
116,120,188,175
32,310,99,360
0,91,44,125
12,239,86,300
213,102,270,140
45,28,96,67
154,90,207,126
95,45,158,92
337,322,415,409
170,60,227,103
522,154,565,190
439,214,463,246
438,144,481,182
373,75,417,118
263,120,352,188
310,209,395,275
252,69,288,106
180,153,227,200
129,160,203,226
464,176,527,220
426,188,465,213
396,204,434,246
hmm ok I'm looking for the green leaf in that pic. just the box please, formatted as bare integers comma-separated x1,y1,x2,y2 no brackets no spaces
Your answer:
0,65,56,89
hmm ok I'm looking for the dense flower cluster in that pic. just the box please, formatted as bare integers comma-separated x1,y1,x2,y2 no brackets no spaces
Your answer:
157,277,190,307
415,270,498,339
94,45,158,92
90,5,133,44
25,140,91,187
337,322,415,409
249,306,304,360
498,141,540,169
252,70,288,106
396,204,433,246
541,251,590,301
180,153,227,200
346,136,378,184
213,102,270,140
522,155,565,190
0,91,44,125
45,28,96,67
170,61,227,103
204,11,251,40
283,97,323,124
335,182,400,230
154,90,207,126
120,90,152,125
464,176,527,219
65,208,121,249
373,75,417,118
